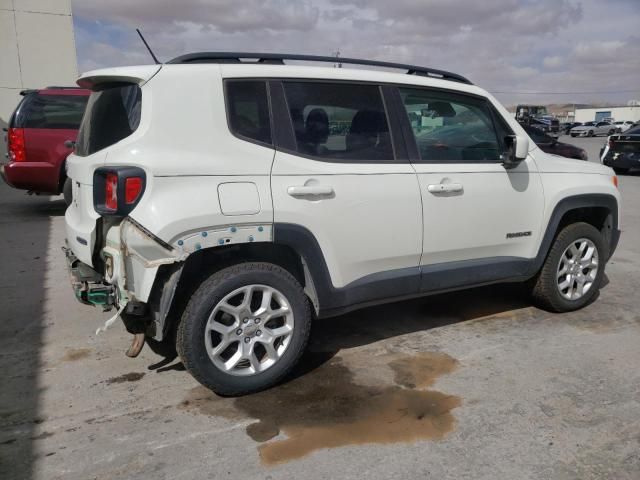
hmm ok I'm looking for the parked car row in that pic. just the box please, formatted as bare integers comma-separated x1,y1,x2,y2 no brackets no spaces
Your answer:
562,120,637,136
570,121,617,138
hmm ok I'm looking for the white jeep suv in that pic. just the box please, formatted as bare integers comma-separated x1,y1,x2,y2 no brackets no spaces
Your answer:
64,53,621,395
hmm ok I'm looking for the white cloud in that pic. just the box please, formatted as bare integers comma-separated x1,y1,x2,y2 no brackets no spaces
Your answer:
543,56,563,68
71,0,640,105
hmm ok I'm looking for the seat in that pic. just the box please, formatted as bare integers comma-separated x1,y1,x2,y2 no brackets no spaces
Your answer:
301,108,329,155
346,110,391,158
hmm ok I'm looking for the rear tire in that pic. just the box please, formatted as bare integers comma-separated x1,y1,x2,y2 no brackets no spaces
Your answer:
613,167,629,175
588,130,594,137
62,178,72,206
177,262,311,396
531,222,605,313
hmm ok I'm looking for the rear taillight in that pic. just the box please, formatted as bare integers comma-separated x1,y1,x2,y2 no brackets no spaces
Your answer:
7,128,26,162
125,177,143,204
93,167,146,216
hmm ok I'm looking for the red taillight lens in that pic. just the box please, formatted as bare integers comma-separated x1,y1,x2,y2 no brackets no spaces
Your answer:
7,128,26,162
125,177,143,204
105,173,118,210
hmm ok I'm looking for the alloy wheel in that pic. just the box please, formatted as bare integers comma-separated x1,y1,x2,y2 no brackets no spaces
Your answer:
556,238,599,300
204,284,294,376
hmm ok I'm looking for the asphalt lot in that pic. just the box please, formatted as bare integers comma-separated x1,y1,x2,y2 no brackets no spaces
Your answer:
1,135,639,480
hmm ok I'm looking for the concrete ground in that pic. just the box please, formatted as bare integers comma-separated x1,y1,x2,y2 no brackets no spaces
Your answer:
1,135,639,480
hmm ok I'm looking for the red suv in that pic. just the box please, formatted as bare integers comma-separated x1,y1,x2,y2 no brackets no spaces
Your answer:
2,87,90,204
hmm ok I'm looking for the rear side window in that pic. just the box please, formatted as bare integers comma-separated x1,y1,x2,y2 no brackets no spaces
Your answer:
75,83,142,157
399,87,503,163
226,81,272,145
283,82,394,161
12,94,88,129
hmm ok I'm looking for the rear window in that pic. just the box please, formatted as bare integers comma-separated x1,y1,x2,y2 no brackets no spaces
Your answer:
225,80,272,145
12,94,88,129
75,83,142,157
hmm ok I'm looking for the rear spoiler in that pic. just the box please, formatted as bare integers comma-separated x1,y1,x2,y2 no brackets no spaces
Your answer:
76,65,162,90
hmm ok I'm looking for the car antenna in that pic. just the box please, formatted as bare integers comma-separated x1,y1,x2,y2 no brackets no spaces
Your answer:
136,28,161,65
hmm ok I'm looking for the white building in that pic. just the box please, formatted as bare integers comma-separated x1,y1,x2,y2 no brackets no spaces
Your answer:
0,0,78,152
574,105,640,124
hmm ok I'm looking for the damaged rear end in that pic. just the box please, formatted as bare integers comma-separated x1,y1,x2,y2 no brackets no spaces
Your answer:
601,131,640,171
64,65,168,325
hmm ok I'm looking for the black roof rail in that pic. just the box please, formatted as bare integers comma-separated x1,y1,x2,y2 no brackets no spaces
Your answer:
45,86,84,90
167,52,472,85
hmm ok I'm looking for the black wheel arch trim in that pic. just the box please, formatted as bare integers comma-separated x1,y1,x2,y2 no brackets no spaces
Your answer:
530,193,619,273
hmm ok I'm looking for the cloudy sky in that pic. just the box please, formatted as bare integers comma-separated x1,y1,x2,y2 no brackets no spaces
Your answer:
71,0,639,106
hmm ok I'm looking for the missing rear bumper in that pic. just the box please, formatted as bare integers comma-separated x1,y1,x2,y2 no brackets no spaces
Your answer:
63,245,116,309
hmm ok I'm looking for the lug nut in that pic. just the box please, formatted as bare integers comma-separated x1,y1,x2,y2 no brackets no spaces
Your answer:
244,337,251,343
256,330,262,336
254,318,261,324
243,318,249,324
236,329,243,335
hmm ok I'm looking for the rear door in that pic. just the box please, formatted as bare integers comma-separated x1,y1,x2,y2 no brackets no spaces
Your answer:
270,81,422,310
394,86,544,292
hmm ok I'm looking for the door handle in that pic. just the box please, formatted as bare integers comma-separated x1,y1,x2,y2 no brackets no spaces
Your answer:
427,183,463,193
287,185,334,197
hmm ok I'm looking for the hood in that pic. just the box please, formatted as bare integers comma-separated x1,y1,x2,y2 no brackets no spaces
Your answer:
534,149,611,174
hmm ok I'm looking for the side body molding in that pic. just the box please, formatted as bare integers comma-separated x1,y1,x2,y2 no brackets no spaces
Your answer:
274,193,619,318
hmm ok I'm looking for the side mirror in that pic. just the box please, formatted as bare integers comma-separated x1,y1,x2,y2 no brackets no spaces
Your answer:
502,135,528,169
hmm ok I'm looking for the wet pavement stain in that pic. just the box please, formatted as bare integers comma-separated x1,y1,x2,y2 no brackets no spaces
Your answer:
61,348,91,362
180,351,461,465
105,372,145,384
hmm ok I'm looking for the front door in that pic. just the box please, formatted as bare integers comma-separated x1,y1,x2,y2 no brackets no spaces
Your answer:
270,81,423,310
395,86,544,291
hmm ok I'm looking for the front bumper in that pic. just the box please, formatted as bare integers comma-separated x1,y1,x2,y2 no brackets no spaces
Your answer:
570,131,590,137
63,245,116,309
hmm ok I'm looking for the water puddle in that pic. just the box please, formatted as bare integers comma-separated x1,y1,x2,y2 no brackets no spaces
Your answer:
180,351,460,465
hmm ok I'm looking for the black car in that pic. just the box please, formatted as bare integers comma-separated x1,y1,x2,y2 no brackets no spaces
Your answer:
600,125,640,174
523,125,588,160
562,122,582,134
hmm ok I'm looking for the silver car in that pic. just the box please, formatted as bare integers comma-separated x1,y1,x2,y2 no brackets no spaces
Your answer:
570,121,616,137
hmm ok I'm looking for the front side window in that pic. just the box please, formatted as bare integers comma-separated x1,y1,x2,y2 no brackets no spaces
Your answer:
399,87,504,162
226,81,272,145
283,82,394,161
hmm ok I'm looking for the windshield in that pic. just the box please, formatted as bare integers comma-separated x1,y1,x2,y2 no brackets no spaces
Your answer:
584,122,595,126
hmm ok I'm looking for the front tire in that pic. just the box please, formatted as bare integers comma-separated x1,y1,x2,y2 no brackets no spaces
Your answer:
531,222,605,312
177,262,311,396
588,130,594,137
